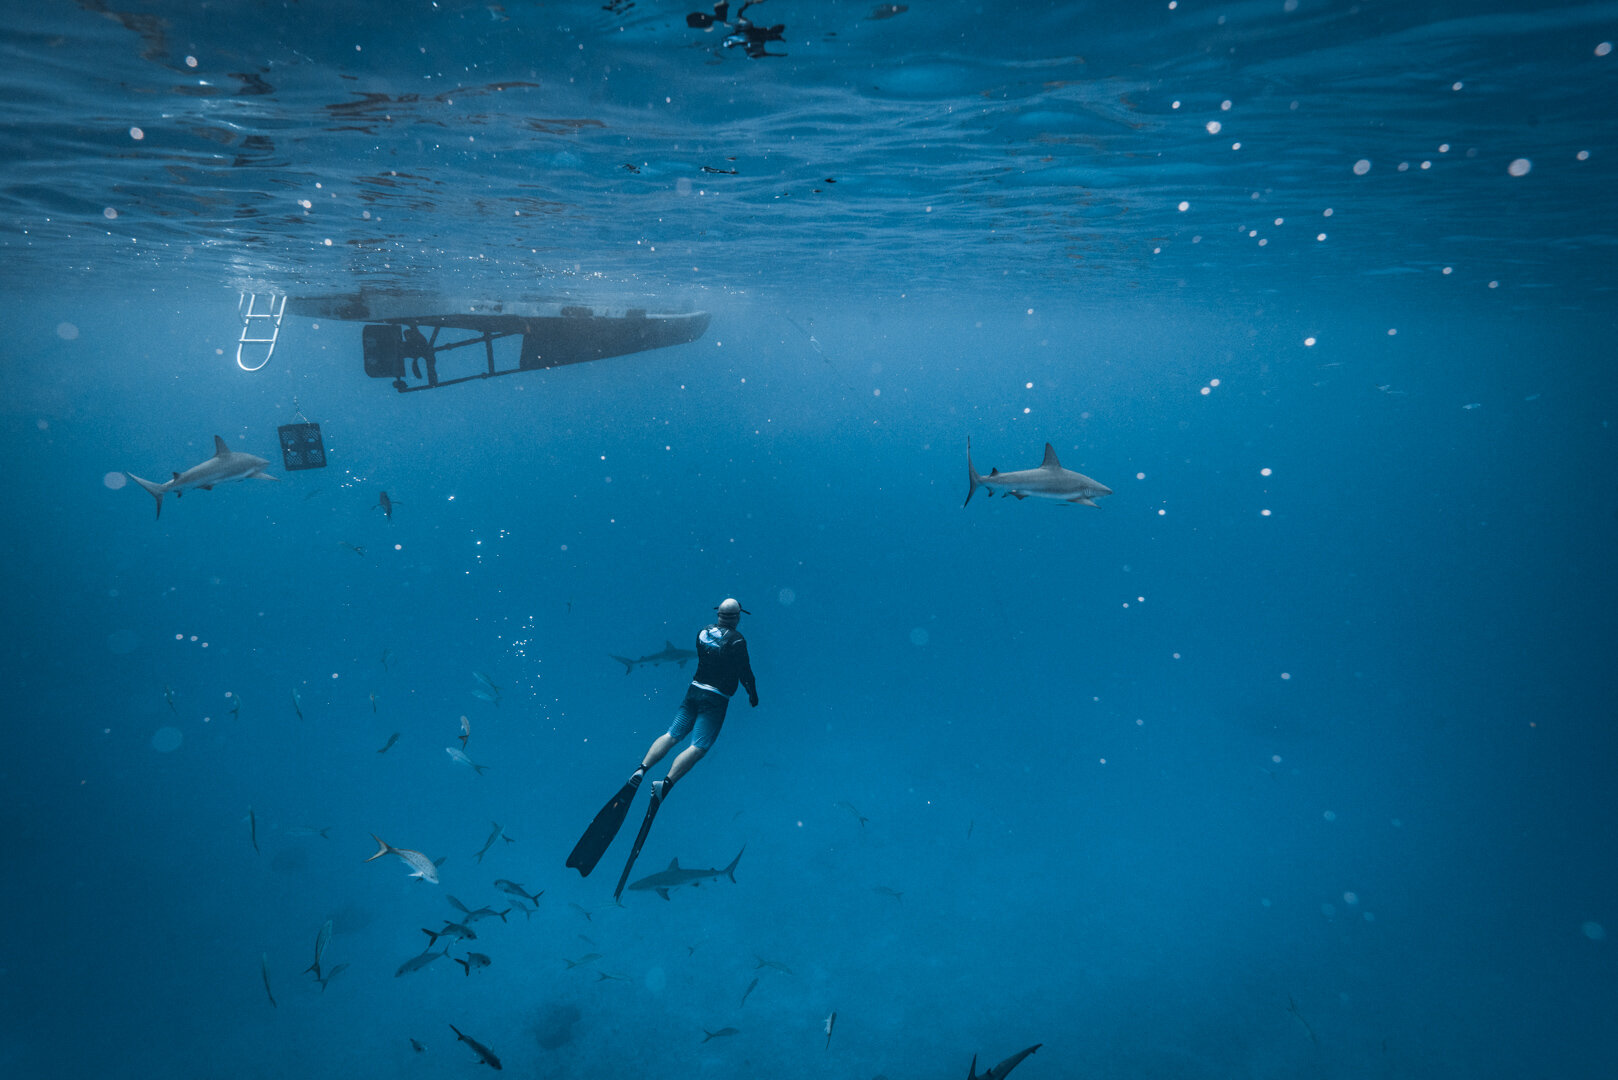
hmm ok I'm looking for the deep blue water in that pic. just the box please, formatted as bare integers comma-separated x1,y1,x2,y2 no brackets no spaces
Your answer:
2,2,1615,1078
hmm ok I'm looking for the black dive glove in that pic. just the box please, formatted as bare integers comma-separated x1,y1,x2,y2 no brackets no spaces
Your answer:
748,690,759,708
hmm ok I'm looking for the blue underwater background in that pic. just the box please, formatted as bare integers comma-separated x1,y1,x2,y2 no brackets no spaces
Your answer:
2,2,1616,1078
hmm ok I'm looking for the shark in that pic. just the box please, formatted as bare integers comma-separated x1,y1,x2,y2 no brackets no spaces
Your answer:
968,1044,1042,1080
127,435,278,518
626,845,745,899
964,439,1111,507
610,640,697,675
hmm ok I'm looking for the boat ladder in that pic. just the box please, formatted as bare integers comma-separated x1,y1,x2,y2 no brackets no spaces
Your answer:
236,292,286,372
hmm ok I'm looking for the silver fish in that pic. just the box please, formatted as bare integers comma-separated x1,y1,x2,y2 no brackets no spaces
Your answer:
376,732,400,754
304,920,332,979
422,922,477,946
446,747,488,775
248,807,259,854
493,879,543,905
454,952,492,976
449,1024,502,1070
260,953,277,1008
461,906,510,924
702,1027,739,1043
290,687,303,720
317,962,349,992
365,834,440,884
473,821,503,862
394,947,449,977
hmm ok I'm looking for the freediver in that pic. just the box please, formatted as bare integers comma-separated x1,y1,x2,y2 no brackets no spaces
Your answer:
566,599,760,896
687,1,787,59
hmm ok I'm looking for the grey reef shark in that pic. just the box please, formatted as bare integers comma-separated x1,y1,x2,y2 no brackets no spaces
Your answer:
610,640,697,675
965,439,1111,507
128,435,278,518
969,1044,1042,1080
626,846,745,900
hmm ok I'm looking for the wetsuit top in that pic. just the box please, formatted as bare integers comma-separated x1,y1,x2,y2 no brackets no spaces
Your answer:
690,624,756,699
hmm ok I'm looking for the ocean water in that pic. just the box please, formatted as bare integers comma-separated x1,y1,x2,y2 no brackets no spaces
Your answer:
2,2,1615,1078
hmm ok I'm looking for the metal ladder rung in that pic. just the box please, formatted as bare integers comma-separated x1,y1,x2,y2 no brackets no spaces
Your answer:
237,292,286,372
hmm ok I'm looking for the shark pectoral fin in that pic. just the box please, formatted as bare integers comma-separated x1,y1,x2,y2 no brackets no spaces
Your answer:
213,435,231,456
199,484,214,491
1011,492,1027,500
656,888,671,900
1071,496,1097,507
249,471,280,481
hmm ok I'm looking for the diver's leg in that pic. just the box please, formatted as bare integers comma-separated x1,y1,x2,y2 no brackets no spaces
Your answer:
664,744,707,785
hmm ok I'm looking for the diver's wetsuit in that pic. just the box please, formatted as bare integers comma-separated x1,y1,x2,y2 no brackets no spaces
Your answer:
666,623,757,750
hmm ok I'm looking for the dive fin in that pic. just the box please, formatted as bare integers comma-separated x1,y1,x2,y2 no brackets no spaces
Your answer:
566,781,638,877
613,790,666,901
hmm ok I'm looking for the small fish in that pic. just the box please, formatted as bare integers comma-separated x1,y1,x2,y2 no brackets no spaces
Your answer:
1287,996,1318,1044
967,819,975,840
449,1023,503,1070
462,906,511,925
409,1038,425,1053
260,953,277,1007
376,732,400,754
473,822,506,863
248,806,259,854
340,541,365,557
376,490,398,519
493,879,543,904
290,687,303,720
569,902,592,922
873,885,903,903
369,691,377,713
825,1010,836,1049
365,834,440,884
316,961,349,991
304,487,323,500
459,714,471,748
740,976,759,1006
472,671,502,694
454,952,492,975
563,953,602,969
228,692,241,719
702,1027,739,1043
305,919,333,979
446,747,488,775
164,685,177,713
395,947,450,977
285,825,332,840
596,971,627,982
470,687,500,707
754,956,795,976
422,921,477,946
380,648,394,672
835,801,869,828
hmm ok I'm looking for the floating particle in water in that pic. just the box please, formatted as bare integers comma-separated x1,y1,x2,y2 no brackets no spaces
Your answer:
152,726,183,752
1323,809,1337,822
57,322,79,340
1352,159,1371,175
909,628,929,647
1507,158,1532,177
1582,921,1606,941
103,471,127,490
777,587,796,606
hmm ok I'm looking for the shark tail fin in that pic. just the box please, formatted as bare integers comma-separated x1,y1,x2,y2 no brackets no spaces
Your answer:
965,438,983,507
967,1054,980,1080
127,473,167,519
725,843,746,882
364,834,391,863
610,655,634,674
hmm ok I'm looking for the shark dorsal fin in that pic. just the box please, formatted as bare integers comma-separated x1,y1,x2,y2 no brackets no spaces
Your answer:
667,857,680,870
988,467,999,477
665,640,676,650
213,435,231,457
1041,443,1062,469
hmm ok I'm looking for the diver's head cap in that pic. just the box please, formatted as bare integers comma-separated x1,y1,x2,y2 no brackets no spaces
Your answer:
716,598,745,627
